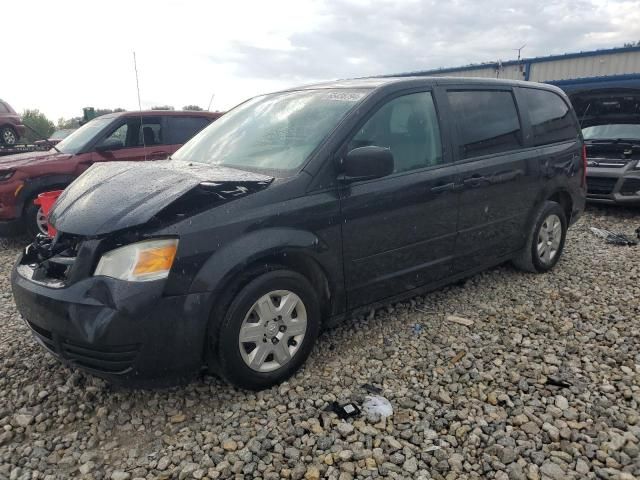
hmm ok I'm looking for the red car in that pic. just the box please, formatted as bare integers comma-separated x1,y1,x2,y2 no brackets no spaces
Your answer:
0,110,222,235
0,99,26,145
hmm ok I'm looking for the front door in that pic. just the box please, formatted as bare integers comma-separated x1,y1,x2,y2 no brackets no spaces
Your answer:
339,91,459,309
89,116,170,169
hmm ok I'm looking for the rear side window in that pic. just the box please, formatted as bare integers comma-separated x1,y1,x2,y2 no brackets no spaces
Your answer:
521,88,577,146
0,102,9,114
167,116,211,144
447,90,523,159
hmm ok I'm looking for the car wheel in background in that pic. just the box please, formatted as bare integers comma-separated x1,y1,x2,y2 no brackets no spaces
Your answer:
214,269,321,390
513,200,567,273
1,127,17,145
24,201,49,237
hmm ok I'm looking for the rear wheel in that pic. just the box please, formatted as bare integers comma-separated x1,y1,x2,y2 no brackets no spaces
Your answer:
213,269,320,390
1,126,17,145
513,201,567,273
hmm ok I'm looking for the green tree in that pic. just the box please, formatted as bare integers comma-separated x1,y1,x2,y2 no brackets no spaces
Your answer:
57,117,82,129
21,109,55,143
183,105,204,111
94,108,126,117
151,105,174,110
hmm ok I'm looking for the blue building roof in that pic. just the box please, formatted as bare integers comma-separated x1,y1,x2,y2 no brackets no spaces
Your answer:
394,45,640,77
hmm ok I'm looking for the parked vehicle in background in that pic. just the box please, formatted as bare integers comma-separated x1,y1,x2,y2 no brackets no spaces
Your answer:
34,129,76,148
0,99,26,145
570,89,640,205
0,110,222,236
11,77,585,390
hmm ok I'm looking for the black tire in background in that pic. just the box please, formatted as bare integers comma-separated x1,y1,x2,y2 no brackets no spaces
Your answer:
1,126,17,145
213,269,321,390
512,200,567,273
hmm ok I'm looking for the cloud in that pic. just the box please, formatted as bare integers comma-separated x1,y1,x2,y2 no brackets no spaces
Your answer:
214,0,638,81
1,0,637,121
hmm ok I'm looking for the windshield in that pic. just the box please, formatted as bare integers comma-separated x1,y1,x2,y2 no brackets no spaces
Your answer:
583,124,640,141
50,129,74,140
55,117,113,154
172,89,367,172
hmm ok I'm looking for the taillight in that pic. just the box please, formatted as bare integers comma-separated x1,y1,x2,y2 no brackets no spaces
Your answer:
581,144,587,187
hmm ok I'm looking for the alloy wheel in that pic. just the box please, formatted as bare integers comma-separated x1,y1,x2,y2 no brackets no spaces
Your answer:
238,290,307,372
536,214,562,265
2,129,16,145
36,207,49,235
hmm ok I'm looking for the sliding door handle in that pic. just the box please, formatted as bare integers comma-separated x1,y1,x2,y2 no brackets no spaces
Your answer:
463,176,488,187
431,182,456,193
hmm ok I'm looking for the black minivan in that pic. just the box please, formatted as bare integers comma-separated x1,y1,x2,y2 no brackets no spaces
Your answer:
11,77,586,389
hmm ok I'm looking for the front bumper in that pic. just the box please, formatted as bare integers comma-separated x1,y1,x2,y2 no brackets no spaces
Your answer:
0,179,21,223
11,256,212,386
586,165,640,205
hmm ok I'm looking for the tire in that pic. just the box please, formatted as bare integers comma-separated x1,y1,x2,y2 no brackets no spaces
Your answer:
512,200,567,273
1,126,17,146
24,199,50,237
213,269,321,390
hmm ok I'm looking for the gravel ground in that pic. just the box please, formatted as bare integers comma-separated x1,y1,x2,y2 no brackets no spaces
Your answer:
1,206,639,480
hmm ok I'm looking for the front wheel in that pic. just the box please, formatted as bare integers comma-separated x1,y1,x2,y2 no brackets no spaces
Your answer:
24,201,50,237
512,201,567,273
213,269,321,390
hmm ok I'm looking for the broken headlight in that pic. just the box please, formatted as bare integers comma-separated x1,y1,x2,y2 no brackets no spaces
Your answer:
94,239,178,282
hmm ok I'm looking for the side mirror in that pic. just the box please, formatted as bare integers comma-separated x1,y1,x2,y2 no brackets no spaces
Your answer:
339,146,394,183
95,138,124,152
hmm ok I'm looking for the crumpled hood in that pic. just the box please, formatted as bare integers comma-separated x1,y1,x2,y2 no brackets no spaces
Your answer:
0,150,72,168
50,160,274,236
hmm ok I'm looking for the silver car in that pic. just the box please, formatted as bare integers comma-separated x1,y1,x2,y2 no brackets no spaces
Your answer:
572,89,640,205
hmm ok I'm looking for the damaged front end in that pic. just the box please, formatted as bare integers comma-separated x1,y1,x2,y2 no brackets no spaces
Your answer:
12,231,213,385
11,160,276,384
18,234,83,288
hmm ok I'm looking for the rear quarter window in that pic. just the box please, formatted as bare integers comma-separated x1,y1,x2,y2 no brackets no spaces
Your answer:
167,116,211,144
0,102,9,114
521,88,578,146
447,90,523,159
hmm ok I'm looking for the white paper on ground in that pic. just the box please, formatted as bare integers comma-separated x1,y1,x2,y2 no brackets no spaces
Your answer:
362,395,393,418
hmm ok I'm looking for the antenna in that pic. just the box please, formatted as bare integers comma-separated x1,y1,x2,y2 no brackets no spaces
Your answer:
207,93,215,112
514,44,526,78
133,51,146,159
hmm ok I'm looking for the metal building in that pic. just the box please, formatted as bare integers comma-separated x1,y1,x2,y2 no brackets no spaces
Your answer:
394,45,640,93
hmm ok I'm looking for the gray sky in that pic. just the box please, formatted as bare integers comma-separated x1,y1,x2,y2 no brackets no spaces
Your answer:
2,0,638,121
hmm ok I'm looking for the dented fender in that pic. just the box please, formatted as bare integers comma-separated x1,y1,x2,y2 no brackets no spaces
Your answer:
189,227,327,294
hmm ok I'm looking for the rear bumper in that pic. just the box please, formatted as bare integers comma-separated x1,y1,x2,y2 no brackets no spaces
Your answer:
586,166,640,205
15,125,26,137
11,258,212,387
